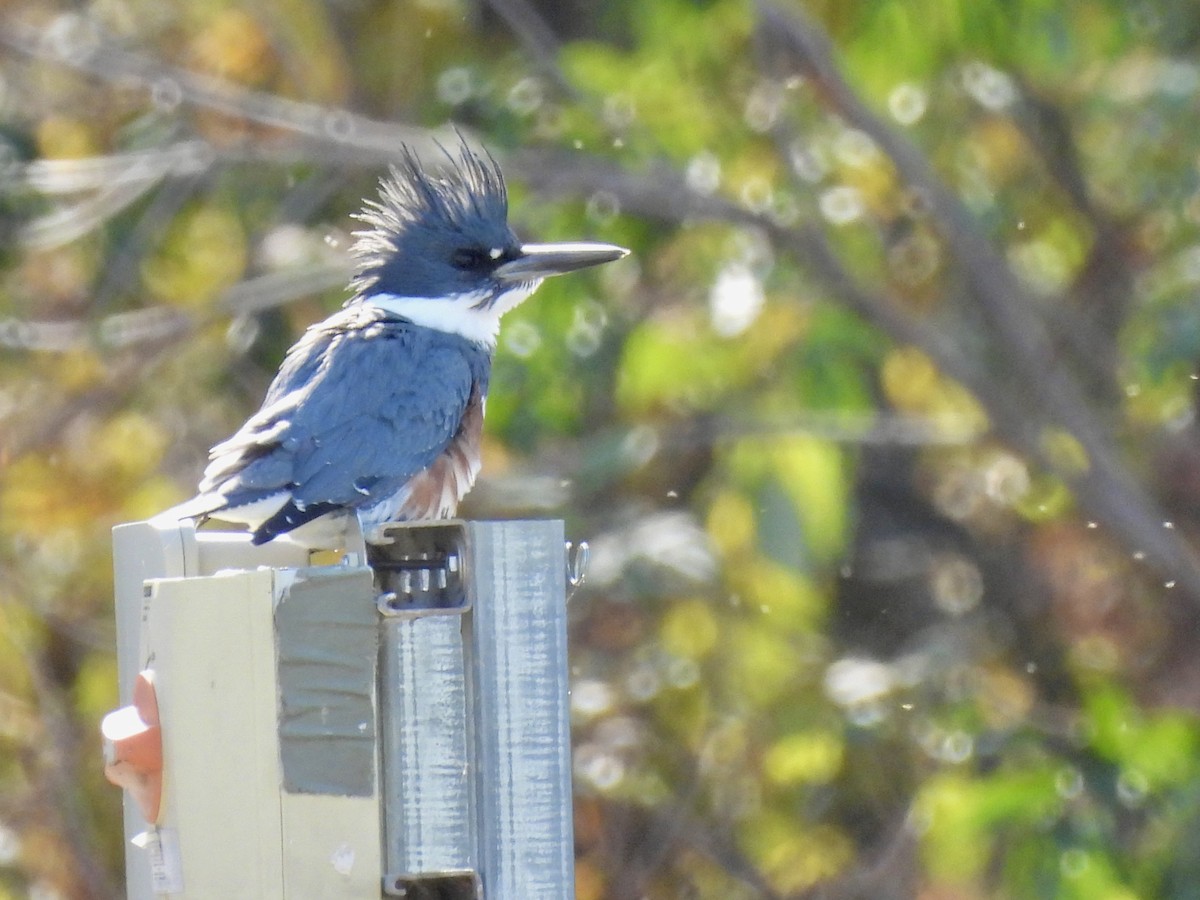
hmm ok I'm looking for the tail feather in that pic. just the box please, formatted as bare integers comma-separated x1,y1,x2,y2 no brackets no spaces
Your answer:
151,492,292,534
150,494,223,526
251,499,341,545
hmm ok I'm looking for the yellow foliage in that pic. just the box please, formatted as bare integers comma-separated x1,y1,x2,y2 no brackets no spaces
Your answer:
764,825,854,893
561,33,733,159
123,477,187,521
35,116,99,160
916,767,1060,887
731,557,825,632
914,773,991,883
1125,375,1194,428
190,9,276,85
142,205,248,308
0,689,41,744
0,598,36,702
95,413,170,480
573,860,605,900
54,350,107,393
724,147,782,199
881,345,987,437
724,433,849,572
653,677,710,746
660,598,720,659
617,298,806,413
268,0,352,103
1,457,103,534
881,344,940,408
741,812,853,893
1,412,174,532
1056,848,1141,900
478,435,515,475
976,665,1035,730
616,313,731,412
1014,472,1074,522
1039,426,1091,475
64,412,169,483
837,155,899,216
971,117,1032,184
699,718,750,770
768,436,848,566
706,489,757,557
738,304,808,360
763,730,844,786
70,653,118,726
723,621,803,706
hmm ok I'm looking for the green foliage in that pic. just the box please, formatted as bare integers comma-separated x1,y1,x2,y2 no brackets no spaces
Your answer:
5,0,1200,897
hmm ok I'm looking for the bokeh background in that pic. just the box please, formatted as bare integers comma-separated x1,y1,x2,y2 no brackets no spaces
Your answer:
4,0,1200,897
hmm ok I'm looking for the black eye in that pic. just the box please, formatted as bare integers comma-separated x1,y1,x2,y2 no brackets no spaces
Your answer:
451,247,488,270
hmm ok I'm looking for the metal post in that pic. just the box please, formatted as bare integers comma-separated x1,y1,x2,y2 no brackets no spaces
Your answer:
374,523,476,894
464,521,575,898
371,520,574,899
106,518,574,899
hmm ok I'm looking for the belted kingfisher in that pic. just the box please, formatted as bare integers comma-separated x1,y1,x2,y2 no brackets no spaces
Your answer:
167,138,627,546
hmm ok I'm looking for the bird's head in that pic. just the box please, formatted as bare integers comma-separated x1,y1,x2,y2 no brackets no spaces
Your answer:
350,138,628,345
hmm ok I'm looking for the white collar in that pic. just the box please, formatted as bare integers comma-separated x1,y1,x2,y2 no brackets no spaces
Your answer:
364,283,540,347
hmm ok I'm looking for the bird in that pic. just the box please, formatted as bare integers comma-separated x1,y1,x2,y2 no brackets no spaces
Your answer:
164,138,628,547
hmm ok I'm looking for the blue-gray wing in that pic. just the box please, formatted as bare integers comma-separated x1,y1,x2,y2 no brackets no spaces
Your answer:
198,310,487,529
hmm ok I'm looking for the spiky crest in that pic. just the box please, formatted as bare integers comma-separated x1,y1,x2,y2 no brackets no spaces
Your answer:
350,136,508,297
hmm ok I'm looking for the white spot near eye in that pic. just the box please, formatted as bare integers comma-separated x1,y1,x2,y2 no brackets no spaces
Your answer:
489,247,503,260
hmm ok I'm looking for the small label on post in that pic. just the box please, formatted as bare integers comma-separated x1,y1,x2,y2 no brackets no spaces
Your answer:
132,826,184,894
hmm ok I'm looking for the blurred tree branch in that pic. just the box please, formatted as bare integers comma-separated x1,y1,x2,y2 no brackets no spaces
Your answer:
748,1,1200,602
15,642,118,899
0,16,422,163
479,0,576,96
3,5,1200,895
6,6,1198,599
514,134,1200,606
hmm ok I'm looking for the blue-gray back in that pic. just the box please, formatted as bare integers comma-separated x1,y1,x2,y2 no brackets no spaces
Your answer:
204,304,492,512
